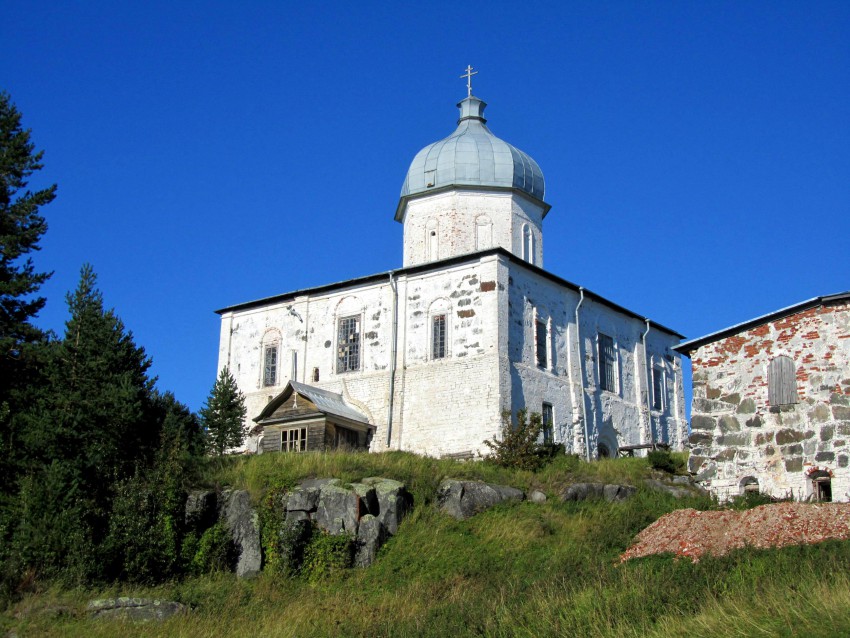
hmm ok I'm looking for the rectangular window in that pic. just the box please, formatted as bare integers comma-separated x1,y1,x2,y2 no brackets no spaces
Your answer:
652,366,665,410
263,345,278,387
282,427,307,452
432,314,447,359
598,333,617,392
536,319,548,368
337,315,361,373
542,403,554,445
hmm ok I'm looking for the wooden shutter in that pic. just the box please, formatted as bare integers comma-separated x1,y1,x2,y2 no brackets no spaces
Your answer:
768,356,797,405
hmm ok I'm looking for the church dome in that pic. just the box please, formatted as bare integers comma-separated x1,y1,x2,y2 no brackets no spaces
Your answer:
400,96,545,202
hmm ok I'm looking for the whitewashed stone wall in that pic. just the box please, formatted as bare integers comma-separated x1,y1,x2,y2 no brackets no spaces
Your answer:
217,252,686,459
687,300,850,502
503,265,687,457
400,189,545,267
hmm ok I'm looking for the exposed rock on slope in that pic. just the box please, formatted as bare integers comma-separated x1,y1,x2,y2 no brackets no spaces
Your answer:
621,502,850,562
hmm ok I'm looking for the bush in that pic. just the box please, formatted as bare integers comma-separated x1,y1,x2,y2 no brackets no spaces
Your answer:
647,449,684,474
485,409,546,471
190,523,236,574
302,531,353,583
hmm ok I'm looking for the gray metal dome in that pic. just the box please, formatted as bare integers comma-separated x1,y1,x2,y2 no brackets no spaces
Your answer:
400,96,545,202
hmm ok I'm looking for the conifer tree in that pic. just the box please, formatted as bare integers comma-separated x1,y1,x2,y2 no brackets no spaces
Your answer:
200,367,247,456
14,265,161,580
0,91,55,362
0,91,55,493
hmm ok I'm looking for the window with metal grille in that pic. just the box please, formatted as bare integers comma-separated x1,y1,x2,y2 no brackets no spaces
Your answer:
337,315,361,373
542,403,554,444
282,427,307,452
536,319,548,368
598,333,617,392
768,355,797,405
263,345,278,387
432,314,447,359
652,366,665,410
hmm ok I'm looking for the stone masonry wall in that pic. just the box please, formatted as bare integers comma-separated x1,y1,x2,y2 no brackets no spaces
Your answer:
688,300,850,502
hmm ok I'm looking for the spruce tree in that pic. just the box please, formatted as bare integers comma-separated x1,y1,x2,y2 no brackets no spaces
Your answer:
0,91,55,495
200,367,247,456
14,265,161,580
0,91,54,361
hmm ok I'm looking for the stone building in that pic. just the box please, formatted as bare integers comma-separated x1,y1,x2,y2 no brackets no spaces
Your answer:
676,292,850,502
215,87,688,458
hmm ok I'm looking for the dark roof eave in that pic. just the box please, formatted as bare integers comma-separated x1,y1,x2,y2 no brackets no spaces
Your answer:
673,291,850,356
215,247,683,338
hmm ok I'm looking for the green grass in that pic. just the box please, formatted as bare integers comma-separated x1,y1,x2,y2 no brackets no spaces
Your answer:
4,450,848,637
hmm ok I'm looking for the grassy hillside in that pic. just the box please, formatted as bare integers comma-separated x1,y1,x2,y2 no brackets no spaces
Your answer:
4,451,850,637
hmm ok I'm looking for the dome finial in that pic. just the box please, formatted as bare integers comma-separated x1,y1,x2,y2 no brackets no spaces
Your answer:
460,64,478,98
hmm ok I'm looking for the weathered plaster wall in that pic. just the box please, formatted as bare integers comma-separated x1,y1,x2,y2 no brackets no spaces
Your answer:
504,265,686,457
400,190,545,267
218,255,504,457
688,300,850,502
216,252,687,460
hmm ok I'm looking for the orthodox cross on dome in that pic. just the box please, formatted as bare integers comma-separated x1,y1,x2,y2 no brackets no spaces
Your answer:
460,65,478,98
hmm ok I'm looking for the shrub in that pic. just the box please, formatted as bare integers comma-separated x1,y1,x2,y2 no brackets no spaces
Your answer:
647,449,684,474
302,531,353,583
485,409,545,471
190,523,236,574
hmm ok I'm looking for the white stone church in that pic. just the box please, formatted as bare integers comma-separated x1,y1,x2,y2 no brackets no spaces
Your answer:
215,84,688,459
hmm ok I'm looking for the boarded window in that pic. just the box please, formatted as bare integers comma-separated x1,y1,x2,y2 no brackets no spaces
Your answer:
652,366,665,410
536,319,548,368
263,345,278,387
598,334,617,392
768,355,797,405
432,314,447,359
542,403,554,445
475,217,492,250
337,315,361,373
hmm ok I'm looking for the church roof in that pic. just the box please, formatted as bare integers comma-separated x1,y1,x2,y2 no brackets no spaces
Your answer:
215,247,684,339
399,95,545,206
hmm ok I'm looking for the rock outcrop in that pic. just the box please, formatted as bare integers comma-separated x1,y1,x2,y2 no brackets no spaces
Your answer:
277,477,412,568
219,489,262,578
560,483,636,502
437,479,525,520
87,598,187,622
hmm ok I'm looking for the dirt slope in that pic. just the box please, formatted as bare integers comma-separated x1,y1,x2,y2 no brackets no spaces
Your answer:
621,502,850,562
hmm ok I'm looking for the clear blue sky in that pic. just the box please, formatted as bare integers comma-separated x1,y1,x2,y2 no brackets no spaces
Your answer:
3,1,848,413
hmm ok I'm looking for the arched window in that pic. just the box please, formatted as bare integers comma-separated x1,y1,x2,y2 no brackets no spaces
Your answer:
475,215,492,250
428,298,452,360
335,296,364,374
768,355,797,406
261,330,281,387
809,470,832,502
740,476,759,495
